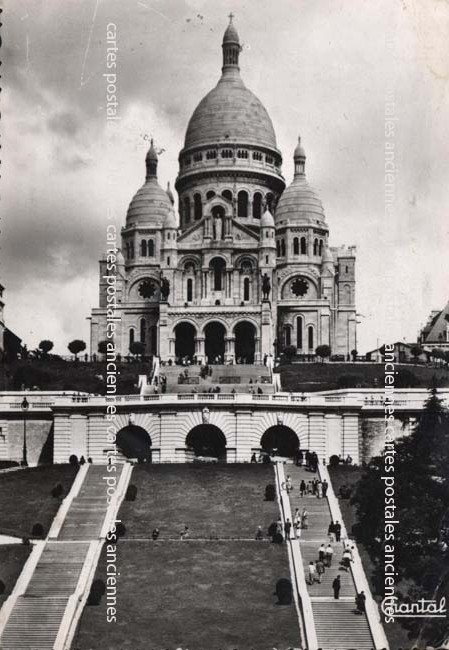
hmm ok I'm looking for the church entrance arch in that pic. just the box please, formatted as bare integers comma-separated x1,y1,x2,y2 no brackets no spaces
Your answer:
260,425,299,458
175,322,196,362
186,424,227,461
234,321,256,363
116,425,152,462
205,321,226,363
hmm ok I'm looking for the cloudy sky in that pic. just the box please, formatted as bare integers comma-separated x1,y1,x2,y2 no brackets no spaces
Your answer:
2,0,449,354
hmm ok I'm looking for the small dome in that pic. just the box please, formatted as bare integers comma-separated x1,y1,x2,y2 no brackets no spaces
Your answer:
164,208,177,229
116,248,125,266
294,136,306,160
223,20,240,44
126,178,172,227
261,207,275,228
322,245,334,264
275,175,326,227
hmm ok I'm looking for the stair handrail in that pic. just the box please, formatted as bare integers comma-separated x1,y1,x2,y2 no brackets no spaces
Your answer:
319,463,390,650
275,462,319,650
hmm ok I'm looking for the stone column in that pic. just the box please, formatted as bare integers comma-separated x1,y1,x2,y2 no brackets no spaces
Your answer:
195,336,205,363
225,336,235,363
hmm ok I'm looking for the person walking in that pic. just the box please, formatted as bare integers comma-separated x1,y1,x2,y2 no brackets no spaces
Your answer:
322,479,328,497
276,517,283,537
284,518,292,540
301,508,309,530
325,543,334,567
300,480,306,497
293,508,301,525
318,543,326,562
316,559,325,583
308,561,317,585
317,481,323,499
334,521,342,542
355,590,366,613
328,520,336,542
286,475,293,493
294,520,301,539
332,574,341,599
342,547,353,571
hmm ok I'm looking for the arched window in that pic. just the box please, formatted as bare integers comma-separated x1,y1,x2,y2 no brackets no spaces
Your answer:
252,192,262,219
129,328,135,348
285,326,291,347
281,239,286,257
319,240,323,256
243,277,250,301
184,197,191,225
313,238,318,255
130,241,135,258
297,317,303,349
293,237,299,255
194,193,202,220
187,278,193,302
141,240,147,257
237,190,248,218
222,190,233,202
206,190,216,200
126,243,130,259
308,326,314,350
210,258,226,291
276,240,281,257
140,318,146,343
300,237,307,254
148,239,154,257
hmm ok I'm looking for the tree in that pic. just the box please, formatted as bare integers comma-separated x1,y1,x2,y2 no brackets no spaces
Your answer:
39,340,54,357
351,348,358,362
129,341,145,360
410,344,423,362
68,340,86,360
315,344,331,362
98,340,108,355
283,345,297,363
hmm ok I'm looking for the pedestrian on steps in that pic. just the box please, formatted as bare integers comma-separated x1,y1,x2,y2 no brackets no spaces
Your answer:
318,543,326,562
322,479,329,497
316,559,325,583
334,521,342,542
284,518,292,539
300,480,306,497
301,508,309,529
325,543,334,567
308,561,317,585
332,574,341,599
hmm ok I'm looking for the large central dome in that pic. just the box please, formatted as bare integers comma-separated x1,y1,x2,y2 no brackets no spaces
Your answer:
183,19,277,152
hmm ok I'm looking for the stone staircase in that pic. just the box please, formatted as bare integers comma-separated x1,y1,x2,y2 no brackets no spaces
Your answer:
159,363,273,394
287,465,374,650
0,465,125,650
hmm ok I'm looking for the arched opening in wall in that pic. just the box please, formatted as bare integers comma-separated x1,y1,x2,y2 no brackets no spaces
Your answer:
342,284,351,304
222,189,233,202
148,239,155,257
186,278,193,302
284,325,291,347
319,240,323,256
140,318,146,343
210,257,226,291
206,190,216,200
296,317,303,350
293,237,299,255
175,322,196,362
252,192,262,219
205,321,226,363
243,277,250,302
184,197,191,225
313,238,318,255
141,240,147,256
308,326,314,351
116,425,152,462
186,424,227,461
261,425,299,458
276,240,281,257
150,326,157,354
194,193,203,220
129,328,135,349
234,321,256,363
237,190,248,218
300,237,307,255
281,239,286,257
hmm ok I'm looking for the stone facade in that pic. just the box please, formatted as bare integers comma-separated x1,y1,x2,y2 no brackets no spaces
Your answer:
90,19,357,362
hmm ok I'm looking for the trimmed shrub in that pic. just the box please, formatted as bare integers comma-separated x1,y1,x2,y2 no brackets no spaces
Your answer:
51,483,63,498
276,578,293,604
31,523,44,538
87,579,106,606
329,454,340,467
116,522,126,538
339,484,353,499
272,532,284,544
268,522,277,538
69,454,79,467
125,484,137,501
265,483,276,501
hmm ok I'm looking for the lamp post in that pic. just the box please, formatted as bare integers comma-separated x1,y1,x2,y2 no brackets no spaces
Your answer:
21,396,29,467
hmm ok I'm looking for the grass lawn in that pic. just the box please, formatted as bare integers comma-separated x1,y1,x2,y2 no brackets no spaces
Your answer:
328,465,414,650
0,544,32,609
74,541,301,650
277,362,449,392
119,464,280,539
0,465,78,538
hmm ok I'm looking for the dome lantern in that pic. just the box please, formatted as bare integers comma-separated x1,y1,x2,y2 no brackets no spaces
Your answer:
294,136,306,176
222,13,241,75
145,139,158,181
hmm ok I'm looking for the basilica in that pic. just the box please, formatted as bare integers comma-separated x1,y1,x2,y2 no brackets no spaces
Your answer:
90,18,357,364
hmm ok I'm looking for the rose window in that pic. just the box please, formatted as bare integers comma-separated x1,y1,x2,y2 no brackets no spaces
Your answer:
138,280,156,299
291,278,308,297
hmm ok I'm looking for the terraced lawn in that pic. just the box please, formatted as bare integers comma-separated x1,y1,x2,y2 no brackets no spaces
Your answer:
119,464,280,539
0,544,32,609
0,465,78,537
74,541,301,650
